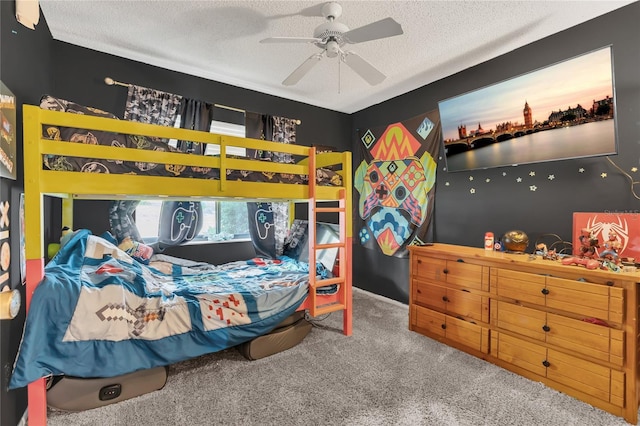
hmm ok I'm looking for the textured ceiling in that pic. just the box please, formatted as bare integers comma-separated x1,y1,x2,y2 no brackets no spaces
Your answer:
39,1,634,114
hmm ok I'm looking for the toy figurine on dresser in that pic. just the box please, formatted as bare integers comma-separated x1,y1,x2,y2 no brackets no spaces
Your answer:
578,227,599,259
600,230,621,262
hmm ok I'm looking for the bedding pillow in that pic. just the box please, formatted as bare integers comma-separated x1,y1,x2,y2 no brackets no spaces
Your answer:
282,219,309,261
246,202,278,259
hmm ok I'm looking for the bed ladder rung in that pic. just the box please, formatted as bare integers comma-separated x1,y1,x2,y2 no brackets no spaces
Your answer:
315,206,345,213
316,242,344,250
311,277,344,288
312,303,346,316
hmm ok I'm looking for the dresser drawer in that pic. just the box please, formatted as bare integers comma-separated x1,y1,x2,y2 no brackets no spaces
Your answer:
411,304,445,338
547,348,624,406
546,313,624,366
493,268,546,305
412,305,489,353
495,332,547,376
413,280,488,322
412,256,446,282
494,332,625,407
492,300,546,341
492,301,624,366
412,255,488,291
493,269,625,323
445,261,487,291
444,314,489,353
545,276,624,322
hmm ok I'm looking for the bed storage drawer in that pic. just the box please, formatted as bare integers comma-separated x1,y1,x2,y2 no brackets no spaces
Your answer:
47,366,168,412
238,311,312,360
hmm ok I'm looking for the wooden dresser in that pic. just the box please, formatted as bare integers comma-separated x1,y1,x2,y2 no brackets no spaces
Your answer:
408,243,640,424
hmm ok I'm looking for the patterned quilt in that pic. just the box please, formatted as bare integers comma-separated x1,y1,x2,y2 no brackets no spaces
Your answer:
9,230,315,389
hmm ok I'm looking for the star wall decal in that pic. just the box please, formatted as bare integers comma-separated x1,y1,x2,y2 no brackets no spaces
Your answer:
516,177,523,183
445,182,450,186
601,172,608,178
548,174,555,180
502,172,507,177
632,167,638,172
470,188,476,194
529,171,536,177
485,178,491,183
529,185,537,191
469,176,474,181
579,168,585,173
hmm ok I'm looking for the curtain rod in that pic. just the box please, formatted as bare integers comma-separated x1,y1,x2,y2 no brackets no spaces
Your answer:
104,77,301,125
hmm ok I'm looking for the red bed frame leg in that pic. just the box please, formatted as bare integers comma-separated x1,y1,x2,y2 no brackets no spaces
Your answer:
343,287,352,336
28,378,47,426
343,238,353,336
26,258,47,425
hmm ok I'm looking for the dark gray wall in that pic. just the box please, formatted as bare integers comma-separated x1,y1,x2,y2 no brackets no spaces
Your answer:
0,2,53,424
351,2,640,303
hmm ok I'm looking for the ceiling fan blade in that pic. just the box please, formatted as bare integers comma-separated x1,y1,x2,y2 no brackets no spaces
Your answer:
282,53,324,86
342,51,386,85
343,17,403,44
260,37,321,44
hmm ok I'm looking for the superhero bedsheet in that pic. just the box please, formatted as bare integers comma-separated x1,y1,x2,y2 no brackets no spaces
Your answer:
9,230,316,389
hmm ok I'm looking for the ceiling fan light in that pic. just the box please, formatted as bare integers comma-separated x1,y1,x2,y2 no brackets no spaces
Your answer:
326,41,340,58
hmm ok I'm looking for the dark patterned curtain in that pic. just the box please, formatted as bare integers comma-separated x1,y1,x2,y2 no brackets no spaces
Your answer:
109,86,182,247
154,98,213,250
176,98,215,154
245,112,297,257
123,85,182,126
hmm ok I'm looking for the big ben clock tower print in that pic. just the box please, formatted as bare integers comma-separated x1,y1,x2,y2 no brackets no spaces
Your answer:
523,101,532,128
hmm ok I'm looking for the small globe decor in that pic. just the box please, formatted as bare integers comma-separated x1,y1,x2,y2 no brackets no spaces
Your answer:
502,230,529,253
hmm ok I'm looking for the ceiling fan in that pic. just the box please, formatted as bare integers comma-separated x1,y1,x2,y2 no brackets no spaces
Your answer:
260,2,403,86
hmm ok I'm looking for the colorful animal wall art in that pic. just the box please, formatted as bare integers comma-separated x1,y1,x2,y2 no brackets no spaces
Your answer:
355,111,441,257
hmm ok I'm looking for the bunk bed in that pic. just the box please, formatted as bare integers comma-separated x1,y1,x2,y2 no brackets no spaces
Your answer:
18,102,353,425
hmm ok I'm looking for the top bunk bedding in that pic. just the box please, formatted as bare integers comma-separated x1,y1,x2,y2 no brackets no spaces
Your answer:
34,95,344,188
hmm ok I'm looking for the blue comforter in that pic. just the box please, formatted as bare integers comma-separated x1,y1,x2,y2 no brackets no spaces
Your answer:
10,230,312,389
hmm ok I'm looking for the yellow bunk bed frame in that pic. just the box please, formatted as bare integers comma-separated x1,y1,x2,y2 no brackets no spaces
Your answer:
22,104,353,425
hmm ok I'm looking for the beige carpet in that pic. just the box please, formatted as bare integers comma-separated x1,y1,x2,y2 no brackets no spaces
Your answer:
47,287,636,425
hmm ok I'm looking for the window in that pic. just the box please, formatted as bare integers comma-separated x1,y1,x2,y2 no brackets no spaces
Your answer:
168,119,247,156
136,200,250,243
137,117,250,243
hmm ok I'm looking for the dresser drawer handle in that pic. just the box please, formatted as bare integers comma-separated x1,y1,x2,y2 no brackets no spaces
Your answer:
416,289,422,294
441,324,447,330
542,325,550,332
542,360,551,368
443,269,449,274
456,259,465,263
541,288,550,295
417,259,422,264
442,296,449,302
606,280,614,286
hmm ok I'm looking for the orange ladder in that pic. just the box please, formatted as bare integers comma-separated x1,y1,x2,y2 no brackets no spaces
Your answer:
306,149,348,317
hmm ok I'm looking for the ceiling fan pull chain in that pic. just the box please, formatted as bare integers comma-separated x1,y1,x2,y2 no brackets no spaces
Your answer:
338,56,341,94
